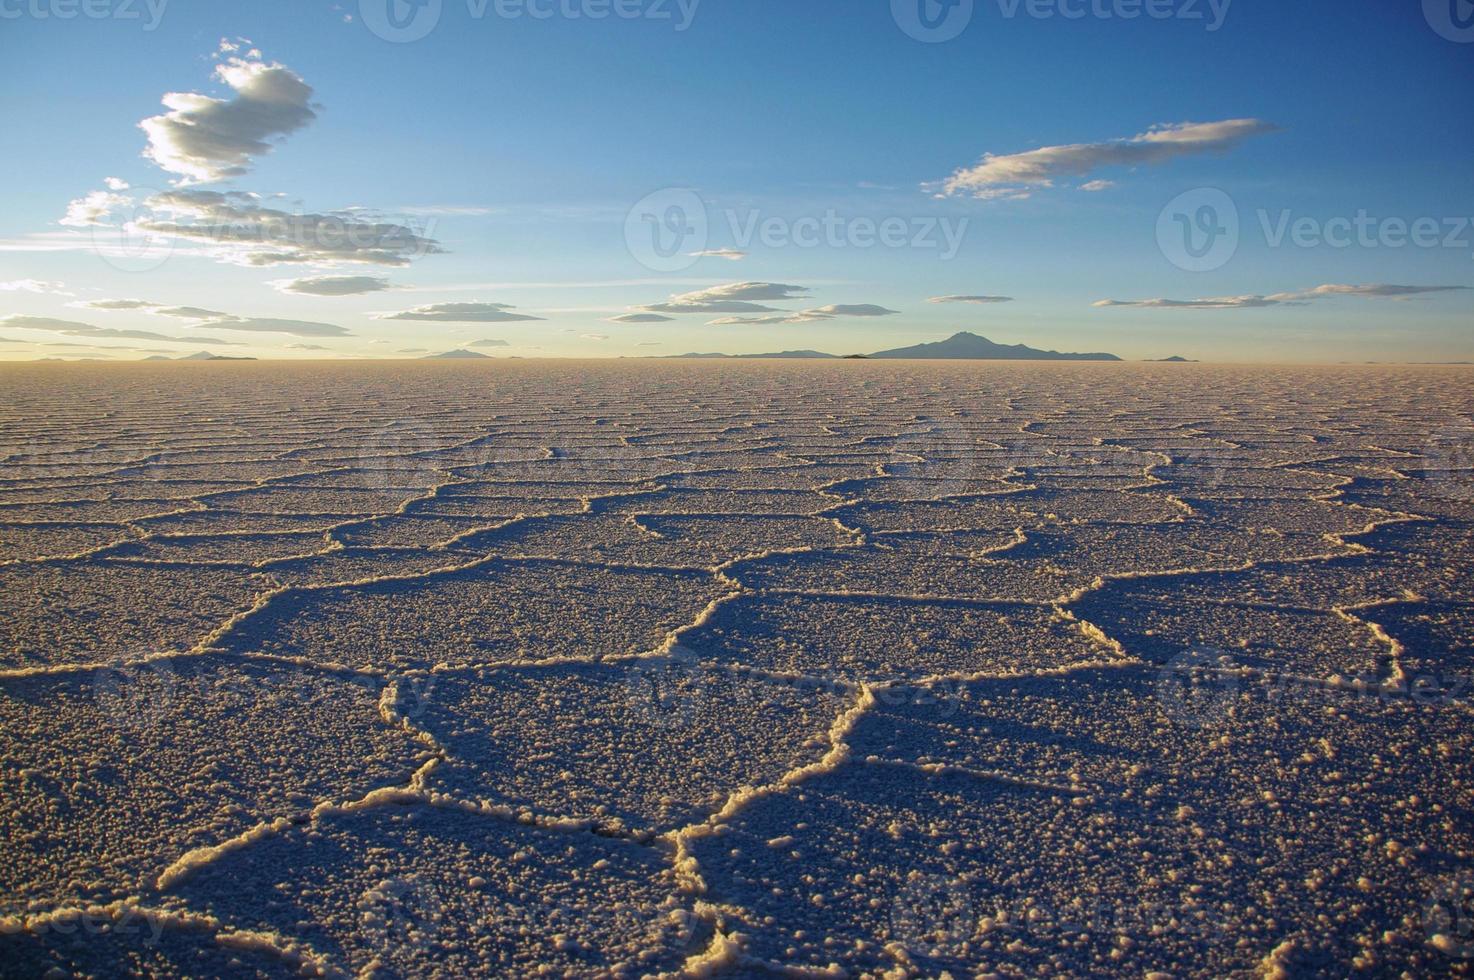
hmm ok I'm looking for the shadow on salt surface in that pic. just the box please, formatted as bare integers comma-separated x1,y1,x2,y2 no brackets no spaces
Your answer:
419,661,848,832
0,655,423,914
1369,602,1474,697
225,560,729,671
471,512,858,568
131,510,347,536
681,593,1106,682
102,531,331,565
256,547,481,589
167,805,700,979
1069,578,1387,677
0,913,300,980
332,514,512,550
0,561,275,670
696,663,1472,977
0,522,144,562
728,547,1082,602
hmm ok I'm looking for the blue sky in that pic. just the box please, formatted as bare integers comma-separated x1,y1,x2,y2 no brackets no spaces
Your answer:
1,0,1471,360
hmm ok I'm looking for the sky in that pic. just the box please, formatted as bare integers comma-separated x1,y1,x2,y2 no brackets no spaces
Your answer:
0,0,1471,361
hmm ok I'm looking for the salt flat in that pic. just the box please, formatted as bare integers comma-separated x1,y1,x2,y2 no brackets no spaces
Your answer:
1,360,1471,978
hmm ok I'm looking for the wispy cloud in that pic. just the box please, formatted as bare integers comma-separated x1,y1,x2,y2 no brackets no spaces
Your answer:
271,275,393,296
468,338,510,347
689,248,747,260
134,190,443,267
0,315,244,345
605,313,675,323
936,119,1279,200
373,302,544,323
195,317,351,337
0,279,70,295
1094,283,1469,310
806,304,898,317
638,281,810,314
140,54,318,184
928,294,1013,304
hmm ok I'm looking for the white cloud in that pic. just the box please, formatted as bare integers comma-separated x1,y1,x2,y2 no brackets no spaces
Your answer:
706,313,834,325
0,279,69,294
689,248,748,260
580,333,610,341
928,294,1013,304
286,343,330,350
373,302,544,323
134,190,443,267
104,177,130,191
60,189,132,227
1093,296,1281,310
140,56,318,184
1079,180,1116,192
0,315,243,345
1094,283,1469,311
194,316,351,337
805,304,898,317
937,119,1279,200
155,306,232,319
605,313,675,323
638,281,809,314
1266,283,1470,302
272,275,393,296
76,298,159,310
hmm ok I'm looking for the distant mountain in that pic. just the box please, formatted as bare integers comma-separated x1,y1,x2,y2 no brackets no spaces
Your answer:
142,355,172,361
179,351,257,361
658,332,1120,361
868,331,1120,361
1149,355,1197,362
668,349,838,360
424,349,492,359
